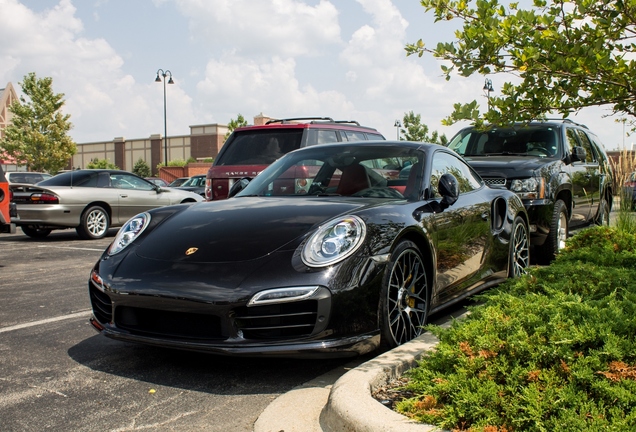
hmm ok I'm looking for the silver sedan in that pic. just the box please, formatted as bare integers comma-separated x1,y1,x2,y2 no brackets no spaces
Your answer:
10,169,203,239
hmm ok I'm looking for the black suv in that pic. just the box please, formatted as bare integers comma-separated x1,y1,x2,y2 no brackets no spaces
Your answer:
205,117,385,200
447,120,613,263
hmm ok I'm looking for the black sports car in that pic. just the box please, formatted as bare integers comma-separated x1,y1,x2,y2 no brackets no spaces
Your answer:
89,141,529,357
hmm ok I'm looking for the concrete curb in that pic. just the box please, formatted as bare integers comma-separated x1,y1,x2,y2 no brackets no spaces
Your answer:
254,311,467,432
319,331,441,432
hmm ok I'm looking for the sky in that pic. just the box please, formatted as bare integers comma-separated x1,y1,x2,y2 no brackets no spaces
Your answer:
0,0,629,150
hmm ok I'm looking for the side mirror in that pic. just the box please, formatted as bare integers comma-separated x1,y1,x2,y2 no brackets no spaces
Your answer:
571,146,587,162
438,173,459,209
228,177,251,198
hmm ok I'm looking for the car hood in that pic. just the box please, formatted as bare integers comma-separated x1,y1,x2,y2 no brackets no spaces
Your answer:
135,197,371,263
463,155,559,178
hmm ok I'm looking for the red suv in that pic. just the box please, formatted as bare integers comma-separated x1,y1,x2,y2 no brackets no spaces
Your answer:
0,165,16,234
205,117,385,200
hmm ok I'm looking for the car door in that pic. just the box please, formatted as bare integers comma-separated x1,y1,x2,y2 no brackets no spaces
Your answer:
428,151,491,305
111,173,171,223
577,129,604,223
565,127,593,225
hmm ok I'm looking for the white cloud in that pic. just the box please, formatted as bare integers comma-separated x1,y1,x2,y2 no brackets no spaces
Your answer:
173,0,342,58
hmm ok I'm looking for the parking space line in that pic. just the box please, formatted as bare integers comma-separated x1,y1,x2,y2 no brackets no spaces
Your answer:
37,245,105,252
0,310,93,334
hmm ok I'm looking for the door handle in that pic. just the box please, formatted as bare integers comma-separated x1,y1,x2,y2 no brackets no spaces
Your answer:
120,194,128,198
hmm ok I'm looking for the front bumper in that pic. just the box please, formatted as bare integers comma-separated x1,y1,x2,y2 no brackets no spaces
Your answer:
88,246,386,358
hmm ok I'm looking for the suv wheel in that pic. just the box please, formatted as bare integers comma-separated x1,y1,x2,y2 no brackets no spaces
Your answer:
536,199,568,264
595,198,610,226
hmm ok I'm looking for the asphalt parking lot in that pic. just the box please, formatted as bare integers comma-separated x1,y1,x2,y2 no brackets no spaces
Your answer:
0,229,358,431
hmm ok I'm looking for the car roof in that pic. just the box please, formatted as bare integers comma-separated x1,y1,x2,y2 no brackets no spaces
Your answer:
234,117,382,133
459,119,589,131
291,139,433,152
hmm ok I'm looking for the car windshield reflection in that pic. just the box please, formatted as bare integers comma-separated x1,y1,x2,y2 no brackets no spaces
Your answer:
237,144,424,200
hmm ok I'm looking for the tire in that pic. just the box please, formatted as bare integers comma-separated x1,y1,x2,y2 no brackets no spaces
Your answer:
76,205,110,239
595,197,610,226
21,225,52,239
536,199,568,265
379,240,429,351
509,216,530,277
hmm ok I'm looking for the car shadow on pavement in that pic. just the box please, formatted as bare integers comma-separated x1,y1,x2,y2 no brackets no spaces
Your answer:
67,334,360,396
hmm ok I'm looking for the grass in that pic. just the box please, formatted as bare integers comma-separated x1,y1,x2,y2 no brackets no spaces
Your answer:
394,210,636,431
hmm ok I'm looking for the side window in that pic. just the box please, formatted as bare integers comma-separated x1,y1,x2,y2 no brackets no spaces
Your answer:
565,128,580,154
306,129,339,145
576,130,597,163
74,173,99,187
430,152,482,198
96,172,111,188
447,131,474,155
366,133,384,140
342,131,367,141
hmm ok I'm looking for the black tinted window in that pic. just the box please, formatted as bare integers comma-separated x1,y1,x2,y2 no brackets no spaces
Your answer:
38,171,98,187
217,129,304,165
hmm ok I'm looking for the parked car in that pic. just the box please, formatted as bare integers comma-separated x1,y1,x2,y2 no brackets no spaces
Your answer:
11,169,203,240
0,165,16,234
6,171,52,184
88,141,529,357
175,174,206,197
446,119,614,264
145,177,169,187
624,171,636,209
169,177,190,187
205,117,385,201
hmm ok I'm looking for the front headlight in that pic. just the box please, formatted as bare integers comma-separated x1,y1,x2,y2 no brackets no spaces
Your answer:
301,215,366,267
510,177,545,199
108,212,151,255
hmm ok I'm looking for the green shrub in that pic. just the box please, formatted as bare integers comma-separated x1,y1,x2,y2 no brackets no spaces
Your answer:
86,158,117,169
396,226,636,431
132,158,151,178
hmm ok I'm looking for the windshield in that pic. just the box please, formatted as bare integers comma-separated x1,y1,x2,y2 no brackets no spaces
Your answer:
448,126,559,158
180,176,206,187
216,129,304,165
237,144,424,200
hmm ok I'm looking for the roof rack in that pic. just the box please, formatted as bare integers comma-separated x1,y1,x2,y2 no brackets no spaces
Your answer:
265,117,363,127
538,118,589,129
265,117,335,124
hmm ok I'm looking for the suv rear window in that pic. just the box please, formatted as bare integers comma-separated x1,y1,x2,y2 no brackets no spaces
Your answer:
216,129,304,166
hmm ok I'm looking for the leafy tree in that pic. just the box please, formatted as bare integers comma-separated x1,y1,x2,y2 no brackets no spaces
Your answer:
132,158,151,178
87,158,118,169
401,111,448,144
0,72,76,173
406,0,636,128
224,113,248,140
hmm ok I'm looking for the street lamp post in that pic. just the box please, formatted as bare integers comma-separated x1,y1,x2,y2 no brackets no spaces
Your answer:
394,120,401,140
483,78,494,110
155,69,174,164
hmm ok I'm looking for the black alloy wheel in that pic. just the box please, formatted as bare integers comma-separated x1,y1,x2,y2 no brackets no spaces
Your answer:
536,199,568,265
509,216,530,277
596,197,610,226
379,240,429,350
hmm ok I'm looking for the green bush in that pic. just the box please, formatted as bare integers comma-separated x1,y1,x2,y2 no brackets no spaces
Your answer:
86,158,117,169
396,226,636,431
132,158,151,178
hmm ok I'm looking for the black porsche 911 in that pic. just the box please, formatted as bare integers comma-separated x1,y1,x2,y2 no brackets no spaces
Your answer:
88,141,529,358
